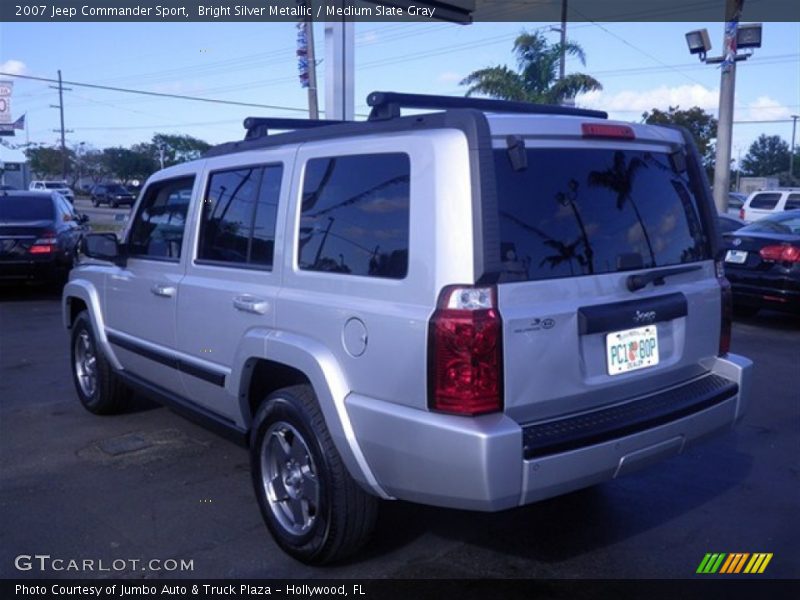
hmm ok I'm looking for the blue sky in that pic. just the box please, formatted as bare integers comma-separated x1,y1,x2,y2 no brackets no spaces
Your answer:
1,20,798,163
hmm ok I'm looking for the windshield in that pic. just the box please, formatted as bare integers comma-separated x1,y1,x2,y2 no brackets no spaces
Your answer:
44,182,68,189
107,185,129,194
0,196,54,221
494,147,710,282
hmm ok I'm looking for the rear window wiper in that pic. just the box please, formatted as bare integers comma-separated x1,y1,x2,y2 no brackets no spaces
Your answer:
627,264,702,292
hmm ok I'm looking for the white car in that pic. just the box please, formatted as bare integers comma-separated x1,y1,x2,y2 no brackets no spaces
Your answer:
740,188,800,222
29,180,75,203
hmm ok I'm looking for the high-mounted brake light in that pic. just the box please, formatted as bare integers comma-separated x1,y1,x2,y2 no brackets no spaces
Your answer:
581,123,635,140
428,286,503,416
759,244,800,263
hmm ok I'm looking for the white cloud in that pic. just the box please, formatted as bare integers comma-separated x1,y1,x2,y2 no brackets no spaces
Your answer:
577,84,719,115
747,96,791,121
437,71,462,84
0,60,27,75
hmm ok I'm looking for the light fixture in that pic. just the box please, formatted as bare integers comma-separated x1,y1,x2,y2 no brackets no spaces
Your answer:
685,29,711,56
736,23,763,49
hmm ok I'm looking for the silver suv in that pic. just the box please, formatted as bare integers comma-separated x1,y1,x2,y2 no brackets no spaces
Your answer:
63,92,753,564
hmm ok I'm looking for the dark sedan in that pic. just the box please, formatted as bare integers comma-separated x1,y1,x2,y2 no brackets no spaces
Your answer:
723,209,800,316
90,183,136,208
0,191,89,284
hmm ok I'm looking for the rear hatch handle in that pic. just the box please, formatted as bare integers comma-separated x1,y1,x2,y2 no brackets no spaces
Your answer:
627,265,702,292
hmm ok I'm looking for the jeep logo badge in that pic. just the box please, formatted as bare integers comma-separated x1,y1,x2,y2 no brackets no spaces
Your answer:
634,310,657,324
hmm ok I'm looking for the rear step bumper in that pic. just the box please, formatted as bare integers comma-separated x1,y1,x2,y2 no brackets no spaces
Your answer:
345,353,752,511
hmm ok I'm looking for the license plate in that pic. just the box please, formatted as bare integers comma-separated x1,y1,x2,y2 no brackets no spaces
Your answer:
725,249,748,264
606,326,660,376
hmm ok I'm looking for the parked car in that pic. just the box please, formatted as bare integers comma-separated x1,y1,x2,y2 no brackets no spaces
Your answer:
29,180,75,203
723,209,800,316
725,192,747,217
740,188,800,222
90,183,136,208
718,214,745,235
1,190,89,283
64,91,752,564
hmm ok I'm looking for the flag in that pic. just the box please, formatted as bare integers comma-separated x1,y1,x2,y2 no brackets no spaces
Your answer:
297,22,310,89
12,114,25,130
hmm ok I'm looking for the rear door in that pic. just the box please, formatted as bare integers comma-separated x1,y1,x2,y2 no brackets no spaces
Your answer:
490,126,720,423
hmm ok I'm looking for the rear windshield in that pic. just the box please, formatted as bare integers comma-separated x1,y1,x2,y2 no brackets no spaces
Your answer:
494,148,710,282
0,196,54,221
740,214,800,235
748,193,781,210
43,182,68,189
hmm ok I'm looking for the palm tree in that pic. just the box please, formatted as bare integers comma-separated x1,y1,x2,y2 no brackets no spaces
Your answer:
460,31,602,104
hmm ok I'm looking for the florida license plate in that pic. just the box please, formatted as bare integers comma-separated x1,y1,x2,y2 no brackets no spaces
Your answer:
606,326,660,375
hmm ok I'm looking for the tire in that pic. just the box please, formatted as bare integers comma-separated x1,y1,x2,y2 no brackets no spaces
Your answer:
733,304,759,318
250,385,378,564
110,199,118,208
70,311,130,414
91,197,99,207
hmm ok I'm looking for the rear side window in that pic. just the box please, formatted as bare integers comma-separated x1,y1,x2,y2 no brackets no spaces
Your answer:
494,148,710,282
197,165,282,268
0,196,54,221
748,193,781,210
128,177,194,260
784,194,800,211
298,153,410,279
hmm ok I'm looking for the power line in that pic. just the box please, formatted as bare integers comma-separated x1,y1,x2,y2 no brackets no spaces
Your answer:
0,72,313,114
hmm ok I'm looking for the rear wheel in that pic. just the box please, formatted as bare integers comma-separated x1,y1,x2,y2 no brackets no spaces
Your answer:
70,311,130,414
109,199,118,208
91,196,99,207
250,385,378,564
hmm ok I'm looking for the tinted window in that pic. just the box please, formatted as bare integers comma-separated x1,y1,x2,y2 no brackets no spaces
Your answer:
0,196,54,221
298,154,410,279
785,194,800,211
128,177,194,260
107,185,129,194
44,182,67,189
748,193,781,210
494,148,710,282
727,194,744,209
198,165,282,268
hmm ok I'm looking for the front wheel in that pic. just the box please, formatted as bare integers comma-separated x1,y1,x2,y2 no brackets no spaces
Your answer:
250,385,378,564
70,311,130,414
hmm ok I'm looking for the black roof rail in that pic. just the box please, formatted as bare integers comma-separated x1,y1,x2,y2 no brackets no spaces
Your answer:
366,91,607,121
243,117,344,140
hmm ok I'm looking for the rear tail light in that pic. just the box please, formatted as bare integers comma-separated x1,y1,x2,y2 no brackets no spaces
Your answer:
739,208,745,221
29,232,57,255
716,260,732,355
428,286,503,416
759,244,800,263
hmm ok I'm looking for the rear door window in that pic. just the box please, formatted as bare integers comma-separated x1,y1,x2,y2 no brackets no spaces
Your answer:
748,193,781,210
494,147,710,282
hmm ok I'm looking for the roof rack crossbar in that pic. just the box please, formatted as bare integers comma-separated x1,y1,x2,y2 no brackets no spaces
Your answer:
243,117,344,140
366,91,607,121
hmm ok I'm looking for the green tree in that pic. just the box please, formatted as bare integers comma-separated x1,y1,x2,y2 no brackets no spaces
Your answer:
24,145,71,179
642,106,718,173
741,134,791,177
102,147,157,185
151,133,211,167
460,31,602,104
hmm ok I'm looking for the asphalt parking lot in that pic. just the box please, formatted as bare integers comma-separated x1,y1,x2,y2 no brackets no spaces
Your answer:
0,287,798,580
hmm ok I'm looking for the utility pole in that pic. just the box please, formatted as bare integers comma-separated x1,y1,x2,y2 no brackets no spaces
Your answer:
305,20,319,120
711,0,744,215
49,69,72,180
790,114,799,179
559,0,568,80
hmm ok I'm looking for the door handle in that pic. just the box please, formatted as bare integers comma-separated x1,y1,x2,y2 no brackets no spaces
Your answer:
233,295,269,315
150,283,176,298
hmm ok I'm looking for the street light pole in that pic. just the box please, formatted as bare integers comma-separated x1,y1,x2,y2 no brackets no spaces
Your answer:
711,0,744,215
790,114,799,179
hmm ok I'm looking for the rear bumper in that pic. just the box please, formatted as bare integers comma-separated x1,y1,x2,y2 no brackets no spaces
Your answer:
0,258,64,281
345,354,752,511
729,281,800,311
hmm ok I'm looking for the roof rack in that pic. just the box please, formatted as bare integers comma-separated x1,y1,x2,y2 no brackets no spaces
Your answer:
366,91,608,121
243,117,344,140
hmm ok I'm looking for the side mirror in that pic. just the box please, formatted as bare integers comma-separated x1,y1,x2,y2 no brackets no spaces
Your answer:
81,233,126,266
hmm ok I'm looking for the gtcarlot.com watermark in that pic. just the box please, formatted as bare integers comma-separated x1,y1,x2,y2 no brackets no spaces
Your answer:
14,554,194,573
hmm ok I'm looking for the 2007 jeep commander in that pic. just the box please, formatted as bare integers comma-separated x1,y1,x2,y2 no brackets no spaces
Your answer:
64,92,753,564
